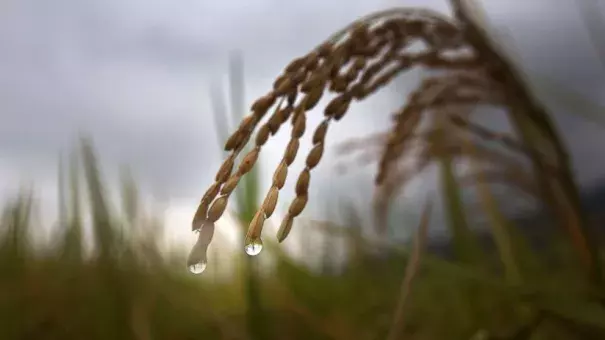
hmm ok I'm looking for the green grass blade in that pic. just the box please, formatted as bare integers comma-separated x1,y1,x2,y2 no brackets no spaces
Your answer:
577,0,605,70
209,79,232,151
439,155,483,265
60,149,84,262
386,199,432,340
464,137,522,285
79,137,115,259
228,50,245,122
58,153,68,229
120,166,139,227
508,111,602,284
534,75,605,128
222,50,270,340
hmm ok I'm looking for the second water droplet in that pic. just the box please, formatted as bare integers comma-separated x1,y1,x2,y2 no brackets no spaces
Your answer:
244,238,263,256
188,261,207,274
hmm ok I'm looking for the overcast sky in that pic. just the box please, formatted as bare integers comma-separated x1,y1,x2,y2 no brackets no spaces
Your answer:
0,0,604,250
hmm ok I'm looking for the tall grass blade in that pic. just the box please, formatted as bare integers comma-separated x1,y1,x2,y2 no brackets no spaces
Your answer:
228,50,245,123
577,0,605,70
60,149,84,262
209,79,232,151
120,166,139,227
464,136,522,285
535,75,605,127
386,199,432,340
58,153,68,229
80,138,115,259
80,138,135,339
439,154,483,264
510,111,601,284
224,50,270,340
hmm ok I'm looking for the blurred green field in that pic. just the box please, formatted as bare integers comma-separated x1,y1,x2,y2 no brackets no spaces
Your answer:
2,137,605,340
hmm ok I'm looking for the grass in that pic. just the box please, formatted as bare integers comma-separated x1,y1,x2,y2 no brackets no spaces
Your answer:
3,2,605,339
1,143,605,339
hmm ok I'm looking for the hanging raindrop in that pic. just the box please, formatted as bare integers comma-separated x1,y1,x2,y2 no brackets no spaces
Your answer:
244,237,263,256
188,260,207,274
187,223,214,274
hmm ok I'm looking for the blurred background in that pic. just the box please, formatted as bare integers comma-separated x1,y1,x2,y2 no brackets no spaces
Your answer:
1,0,605,339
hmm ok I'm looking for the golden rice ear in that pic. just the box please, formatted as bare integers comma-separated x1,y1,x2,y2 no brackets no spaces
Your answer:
191,5,540,269
192,182,220,232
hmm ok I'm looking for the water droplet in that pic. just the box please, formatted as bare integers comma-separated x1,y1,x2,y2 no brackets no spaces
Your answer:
187,233,210,274
188,261,207,274
244,238,263,256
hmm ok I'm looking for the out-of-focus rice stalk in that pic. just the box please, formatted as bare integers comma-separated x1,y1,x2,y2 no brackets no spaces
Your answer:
208,50,271,340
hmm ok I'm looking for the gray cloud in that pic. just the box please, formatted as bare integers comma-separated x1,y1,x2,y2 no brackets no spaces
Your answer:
0,0,604,232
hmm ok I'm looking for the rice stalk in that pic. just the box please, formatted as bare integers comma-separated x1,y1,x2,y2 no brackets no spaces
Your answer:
386,198,432,340
189,2,597,288
576,0,605,70
58,153,68,230
58,149,84,262
193,8,473,247
462,129,521,285
198,50,272,340
209,79,232,151
80,137,115,260
120,166,139,228
450,0,601,284
432,109,485,265
339,200,365,268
